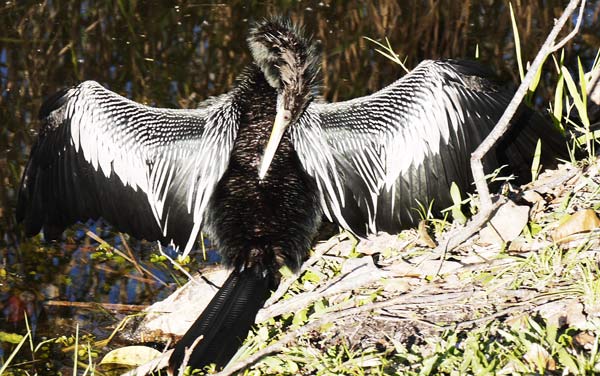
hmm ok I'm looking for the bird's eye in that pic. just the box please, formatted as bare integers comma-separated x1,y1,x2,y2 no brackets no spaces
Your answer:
283,110,292,121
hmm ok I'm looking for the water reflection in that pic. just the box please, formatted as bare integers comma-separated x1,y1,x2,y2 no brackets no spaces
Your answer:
0,0,598,372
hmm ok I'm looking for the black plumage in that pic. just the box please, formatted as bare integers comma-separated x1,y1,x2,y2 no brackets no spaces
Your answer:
17,18,566,373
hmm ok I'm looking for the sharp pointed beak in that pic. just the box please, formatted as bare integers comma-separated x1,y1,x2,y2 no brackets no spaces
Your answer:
259,105,292,180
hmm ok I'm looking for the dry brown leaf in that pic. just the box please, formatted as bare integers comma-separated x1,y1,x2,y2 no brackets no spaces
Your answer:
529,163,579,194
524,343,556,371
382,277,412,293
565,301,589,329
356,232,413,255
479,201,529,246
573,331,596,350
507,239,553,253
417,220,437,248
522,190,545,205
538,300,587,329
98,345,162,372
552,209,600,242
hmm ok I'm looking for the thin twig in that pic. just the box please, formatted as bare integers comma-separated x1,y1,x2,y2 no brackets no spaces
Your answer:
429,196,506,262
257,257,386,322
156,241,205,288
471,0,586,209
215,287,429,376
86,231,168,287
264,234,346,308
549,0,587,53
176,335,204,376
43,300,147,311
119,233,145,278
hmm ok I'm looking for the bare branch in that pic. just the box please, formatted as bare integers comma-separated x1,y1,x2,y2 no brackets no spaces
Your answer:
470,0,586,209
214,287,430,376
550,0,587,53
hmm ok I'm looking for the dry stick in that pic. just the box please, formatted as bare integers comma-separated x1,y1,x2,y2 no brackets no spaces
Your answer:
257,258,386,322
156,241,205,288
432,197,506,256
214,287,430,376
119,233,145,278
86,231,168,287
175,335,204,376
43,300,147,311
439,0,590,274
264,234,345,308
471,0,586,210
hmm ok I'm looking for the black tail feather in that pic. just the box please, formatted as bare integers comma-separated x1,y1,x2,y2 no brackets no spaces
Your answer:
168,265,275,373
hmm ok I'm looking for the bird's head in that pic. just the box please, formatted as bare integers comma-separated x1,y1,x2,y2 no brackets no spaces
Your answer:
248,18,320,179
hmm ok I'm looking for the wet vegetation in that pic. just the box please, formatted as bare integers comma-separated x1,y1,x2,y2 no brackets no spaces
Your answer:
1,0,600,374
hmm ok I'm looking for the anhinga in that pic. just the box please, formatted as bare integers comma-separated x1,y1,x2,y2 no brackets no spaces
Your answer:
17,18,565,373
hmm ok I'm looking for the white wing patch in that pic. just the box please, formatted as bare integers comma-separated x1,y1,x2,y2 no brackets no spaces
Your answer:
65,81,238,256
297,60,505,235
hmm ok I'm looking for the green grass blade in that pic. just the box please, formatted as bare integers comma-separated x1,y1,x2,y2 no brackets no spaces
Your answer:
528,55,546,93
509,2,524,81
531,138,542,182
553,65,565,126
363,36,410,73
73,323,79,376
576,129,600,146
561,66,589,127
577,57,587,110
0,332,30,374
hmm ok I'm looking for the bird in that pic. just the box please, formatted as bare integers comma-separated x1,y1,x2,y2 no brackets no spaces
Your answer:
17,17,566,373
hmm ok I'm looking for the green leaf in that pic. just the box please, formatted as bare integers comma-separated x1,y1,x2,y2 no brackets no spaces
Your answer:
279,265,293,278
363,36,410,73
0,331,30,374
578,57,587,111
98,346,161,371
420,354,439,376
528,55,546,94
553,70,565,125
301,269,321,284
576,129,600,145
314,298,327,314
561,66,589,127
292,307,308,327
261,356,285,371
449,182,467,224
545,324,557,346
0,331,25,344
509,2,524,81
551,51,566,129
556,346,579,374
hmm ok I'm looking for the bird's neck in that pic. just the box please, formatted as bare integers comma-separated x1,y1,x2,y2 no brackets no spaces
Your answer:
234,64,278,106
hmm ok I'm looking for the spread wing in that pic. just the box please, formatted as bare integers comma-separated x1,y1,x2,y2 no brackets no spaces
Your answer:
292,59,561,235
17,81,239,255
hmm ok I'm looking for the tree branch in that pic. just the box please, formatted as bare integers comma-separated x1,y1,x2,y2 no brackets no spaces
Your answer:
470,0,586,210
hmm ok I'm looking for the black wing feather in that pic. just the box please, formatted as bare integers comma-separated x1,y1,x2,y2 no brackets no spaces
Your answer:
293,59,566,235
18,81,239,254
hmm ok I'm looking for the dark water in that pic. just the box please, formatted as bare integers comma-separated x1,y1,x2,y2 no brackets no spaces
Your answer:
0,0,598,373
